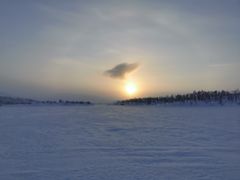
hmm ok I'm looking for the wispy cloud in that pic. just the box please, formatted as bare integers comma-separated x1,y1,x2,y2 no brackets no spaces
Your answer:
104,62,139,79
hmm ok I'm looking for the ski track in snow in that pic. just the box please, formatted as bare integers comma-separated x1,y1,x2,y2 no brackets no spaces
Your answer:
0,105,240,180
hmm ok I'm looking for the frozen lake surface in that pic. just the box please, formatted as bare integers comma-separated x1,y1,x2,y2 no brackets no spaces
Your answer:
0,105,240,180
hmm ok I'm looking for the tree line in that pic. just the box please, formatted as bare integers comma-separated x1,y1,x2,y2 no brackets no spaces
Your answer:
0,96,92,106
116,90,240,105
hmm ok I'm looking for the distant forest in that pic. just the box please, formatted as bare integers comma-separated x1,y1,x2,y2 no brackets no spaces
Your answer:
1,90,240,106
116,90,240,105
0,96,92,106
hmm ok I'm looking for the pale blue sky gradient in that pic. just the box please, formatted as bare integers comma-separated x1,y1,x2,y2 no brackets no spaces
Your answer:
0,0,240,101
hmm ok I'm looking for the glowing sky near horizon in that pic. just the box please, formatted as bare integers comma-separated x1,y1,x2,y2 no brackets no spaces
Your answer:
0,0,240,101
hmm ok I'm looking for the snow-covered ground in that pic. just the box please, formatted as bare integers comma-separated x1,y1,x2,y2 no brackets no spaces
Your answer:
0,105,240,180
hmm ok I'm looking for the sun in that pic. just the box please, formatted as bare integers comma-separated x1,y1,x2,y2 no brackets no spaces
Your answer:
125,82,137,96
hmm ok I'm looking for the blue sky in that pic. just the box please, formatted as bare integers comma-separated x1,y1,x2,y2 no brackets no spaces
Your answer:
0,0,240,101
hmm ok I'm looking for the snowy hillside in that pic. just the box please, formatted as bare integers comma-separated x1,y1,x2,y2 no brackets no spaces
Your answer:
0,105,239,180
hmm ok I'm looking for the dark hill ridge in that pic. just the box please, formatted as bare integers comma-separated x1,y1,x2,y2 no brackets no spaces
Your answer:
0,96,92,106
116,90,240,106
0,96,37,105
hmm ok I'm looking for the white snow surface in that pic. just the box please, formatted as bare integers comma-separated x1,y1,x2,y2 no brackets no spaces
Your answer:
0,105,240,180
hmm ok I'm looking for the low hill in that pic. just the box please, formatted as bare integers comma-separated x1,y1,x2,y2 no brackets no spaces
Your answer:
0,96,92,106
0,96,38,105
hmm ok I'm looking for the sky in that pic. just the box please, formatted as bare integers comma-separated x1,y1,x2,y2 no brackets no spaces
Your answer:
0,0,240,102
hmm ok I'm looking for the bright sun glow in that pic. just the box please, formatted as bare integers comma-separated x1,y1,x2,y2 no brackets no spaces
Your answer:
125,83,137,96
